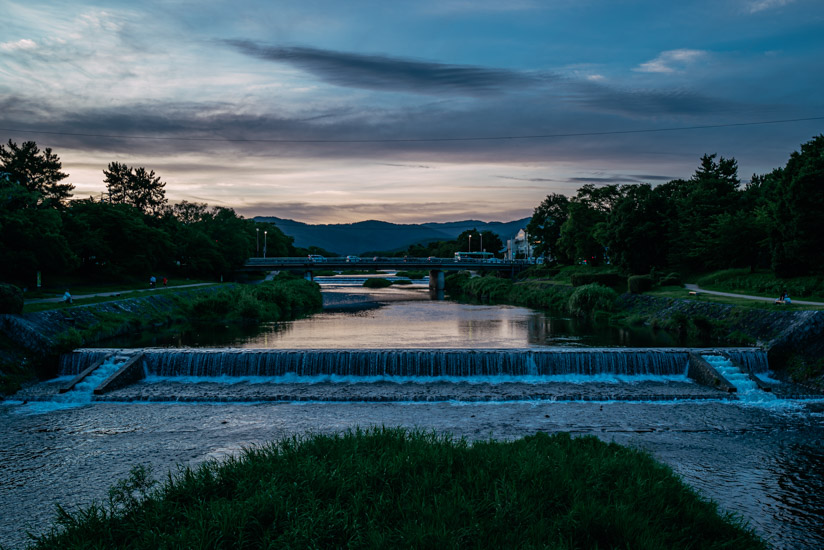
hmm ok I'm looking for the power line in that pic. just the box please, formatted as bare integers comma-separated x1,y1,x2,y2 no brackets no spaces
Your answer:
0,116,822,144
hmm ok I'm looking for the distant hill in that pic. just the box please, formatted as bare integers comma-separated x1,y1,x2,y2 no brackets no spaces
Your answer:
254,216,531,256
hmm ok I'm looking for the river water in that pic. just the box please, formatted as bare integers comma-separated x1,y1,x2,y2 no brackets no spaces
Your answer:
2,283,823,549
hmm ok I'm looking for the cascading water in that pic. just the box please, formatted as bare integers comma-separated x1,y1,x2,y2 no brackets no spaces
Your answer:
61,347,714,378
702,355,776,403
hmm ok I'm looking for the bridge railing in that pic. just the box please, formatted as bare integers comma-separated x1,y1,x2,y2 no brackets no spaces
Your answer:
245,256,529,267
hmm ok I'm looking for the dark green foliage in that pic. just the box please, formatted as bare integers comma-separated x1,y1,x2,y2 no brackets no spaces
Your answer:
570,272,623,288
698,268,824,298
628,275,653,294
395,271,426,279
766,135,824,276
463,275,513,301
444,271,472,294
517,264,561,279
363,278,393,288
660,272,682,286
0,139,74,206
567,283,618,317
103,162,167,216
187,279,321,322
31,429,764,550
0,283,23,314
526,193,570,261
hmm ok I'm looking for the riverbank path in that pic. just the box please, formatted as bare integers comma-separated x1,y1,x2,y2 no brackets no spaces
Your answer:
24,283,218,304
684,284,824,307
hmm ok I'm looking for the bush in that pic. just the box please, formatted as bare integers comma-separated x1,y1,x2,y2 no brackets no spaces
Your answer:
190,291,234,318
659,273,682,287
570,273,623,288
395,271,427,279
628,275,653,294
464,276,513,301
567,283,618,316
363,278,393,288
0,283,23,314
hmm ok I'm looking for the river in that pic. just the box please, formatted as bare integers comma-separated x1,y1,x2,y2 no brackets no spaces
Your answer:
2,282,823,549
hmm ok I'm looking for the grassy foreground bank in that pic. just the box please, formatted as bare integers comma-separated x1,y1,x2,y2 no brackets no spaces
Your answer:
29,428,764,549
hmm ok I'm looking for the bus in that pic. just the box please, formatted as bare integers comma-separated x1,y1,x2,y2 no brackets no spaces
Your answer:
454,251,494,262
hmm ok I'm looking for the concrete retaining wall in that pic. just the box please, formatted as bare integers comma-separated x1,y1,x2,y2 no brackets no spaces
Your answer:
687,352,736,393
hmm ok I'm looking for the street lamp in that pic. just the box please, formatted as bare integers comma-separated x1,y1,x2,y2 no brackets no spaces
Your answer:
480,233,483,253
263,230,268,258
256,228,259,256
468,234,472,253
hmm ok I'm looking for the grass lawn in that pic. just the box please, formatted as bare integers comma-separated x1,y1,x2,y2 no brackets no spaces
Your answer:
29,428,764,549
647,287,824,311
22,283,223,314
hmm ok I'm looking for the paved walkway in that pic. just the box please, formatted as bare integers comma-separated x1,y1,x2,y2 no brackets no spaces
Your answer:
25,283,218,304
684,284,824,307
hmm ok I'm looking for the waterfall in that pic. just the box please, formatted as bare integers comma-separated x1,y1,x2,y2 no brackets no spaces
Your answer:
724,350,769,373
60,347,767,379
58,350,112,376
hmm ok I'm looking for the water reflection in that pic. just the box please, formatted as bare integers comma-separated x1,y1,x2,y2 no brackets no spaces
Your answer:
98,290,690,350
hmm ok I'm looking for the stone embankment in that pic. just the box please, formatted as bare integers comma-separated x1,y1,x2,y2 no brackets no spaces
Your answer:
0,287,225,357
618,294,824,365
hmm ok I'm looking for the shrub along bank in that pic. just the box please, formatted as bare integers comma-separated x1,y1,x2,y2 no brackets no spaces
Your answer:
0,277,322,395
29,428,764,549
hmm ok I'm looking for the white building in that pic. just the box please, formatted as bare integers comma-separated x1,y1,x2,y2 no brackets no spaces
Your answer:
506,228,535,260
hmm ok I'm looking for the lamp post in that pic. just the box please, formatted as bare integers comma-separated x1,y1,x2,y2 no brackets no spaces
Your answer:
256,228,259,256
264,230,268,258
468,234,472,253
480,233,483,253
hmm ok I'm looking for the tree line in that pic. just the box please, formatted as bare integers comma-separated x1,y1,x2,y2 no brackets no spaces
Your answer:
0,140,300,288
526,135,824,277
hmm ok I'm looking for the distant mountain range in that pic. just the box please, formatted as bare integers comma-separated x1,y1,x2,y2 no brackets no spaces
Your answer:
254,216,531,255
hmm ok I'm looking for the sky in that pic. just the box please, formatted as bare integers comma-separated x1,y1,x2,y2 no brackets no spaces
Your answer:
1,0,823,224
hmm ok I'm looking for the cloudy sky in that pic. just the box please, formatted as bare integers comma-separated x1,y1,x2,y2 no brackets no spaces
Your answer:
1,0,822,223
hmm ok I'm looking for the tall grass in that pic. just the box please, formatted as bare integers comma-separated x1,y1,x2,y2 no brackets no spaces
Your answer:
184,277,322,323
29,428,764,549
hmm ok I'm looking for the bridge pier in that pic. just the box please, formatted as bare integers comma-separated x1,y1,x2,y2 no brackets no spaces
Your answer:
304,271,313,282
429,269,445,292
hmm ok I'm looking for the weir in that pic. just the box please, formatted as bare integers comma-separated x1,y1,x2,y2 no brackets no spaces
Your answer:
59,347,769,379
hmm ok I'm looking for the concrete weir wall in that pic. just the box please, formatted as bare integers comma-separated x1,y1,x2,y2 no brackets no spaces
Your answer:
93,353,145,395
687,353,736,393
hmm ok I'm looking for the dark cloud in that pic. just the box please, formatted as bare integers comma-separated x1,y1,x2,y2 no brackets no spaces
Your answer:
570,81,736,117
568,176,639,184
629,174,674,181
375,162,431,169
497,176,559,182
224,40,547,95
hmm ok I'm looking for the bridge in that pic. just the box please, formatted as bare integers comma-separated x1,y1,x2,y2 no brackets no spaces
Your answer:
240,257,530,291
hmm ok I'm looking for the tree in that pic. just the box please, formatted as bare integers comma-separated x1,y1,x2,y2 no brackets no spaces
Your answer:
767,135,824,276
526,193,569,262
0,139,73,206
557,185,622,266
0,176,76,284
104,162,167,215
601,184,670,274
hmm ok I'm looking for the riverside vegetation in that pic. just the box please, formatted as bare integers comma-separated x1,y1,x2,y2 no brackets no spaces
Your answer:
0,276,322,396
28,428,764,550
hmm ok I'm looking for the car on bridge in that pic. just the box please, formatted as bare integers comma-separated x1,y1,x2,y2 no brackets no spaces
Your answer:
345,255,360,263
308,254,326,262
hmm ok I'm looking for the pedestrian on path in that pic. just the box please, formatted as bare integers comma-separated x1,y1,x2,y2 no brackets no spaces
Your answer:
63,289,72,304
149,275,156,288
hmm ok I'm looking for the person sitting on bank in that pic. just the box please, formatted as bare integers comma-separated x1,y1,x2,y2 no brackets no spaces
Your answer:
775,290,788,304
63,289,72,304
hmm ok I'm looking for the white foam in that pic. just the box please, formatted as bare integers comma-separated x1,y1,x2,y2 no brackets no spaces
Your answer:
142,372,691,386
